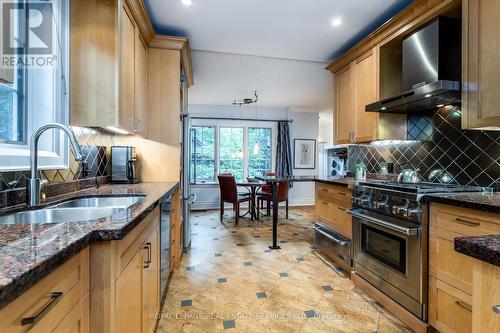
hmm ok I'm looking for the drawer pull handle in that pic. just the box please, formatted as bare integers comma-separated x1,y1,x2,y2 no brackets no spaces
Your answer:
21,292,63,326
455,217,480,226
454,300,472,312
321,188,328,192
143,242,152,268
338,207,347,211
493,305,500,314
337,192,346,195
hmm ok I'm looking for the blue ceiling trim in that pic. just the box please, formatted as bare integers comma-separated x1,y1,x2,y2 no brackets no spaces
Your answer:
327,0,414,61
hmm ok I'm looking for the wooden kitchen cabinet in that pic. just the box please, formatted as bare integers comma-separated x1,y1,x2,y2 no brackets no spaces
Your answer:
353,48,379,143
428,203,500,333
90,206,161,333
333,47,405,144
142,224,160,333
135,31,149,137
315,183,352,238
472,261,500,333
334,63,355,144
462,0,500,129
0,248,89,333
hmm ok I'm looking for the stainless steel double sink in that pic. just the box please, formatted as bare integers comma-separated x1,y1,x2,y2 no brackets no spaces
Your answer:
0,196,145,225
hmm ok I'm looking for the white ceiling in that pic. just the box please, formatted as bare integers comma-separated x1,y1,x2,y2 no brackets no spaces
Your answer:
188,50,332,110
145,0,412,62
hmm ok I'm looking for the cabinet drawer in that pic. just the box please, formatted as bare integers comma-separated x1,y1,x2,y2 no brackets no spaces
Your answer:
316,184,335,201
429,276,472,333
429,226,474,294
430,203,500,236
0,248,89,333
52,292,89,333
317,199,334,223
332,203,352,238
116,207,160,279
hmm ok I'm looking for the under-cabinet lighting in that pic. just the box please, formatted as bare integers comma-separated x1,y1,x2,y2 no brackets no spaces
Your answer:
380,107,387,111
424,93,432,98
105,126,130,135
436,104,445,108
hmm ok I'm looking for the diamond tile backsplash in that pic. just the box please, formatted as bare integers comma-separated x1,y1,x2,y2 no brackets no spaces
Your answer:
348,105,500,189
0,127,115,191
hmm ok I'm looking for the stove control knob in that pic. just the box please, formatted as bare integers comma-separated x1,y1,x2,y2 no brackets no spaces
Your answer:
403,206,421,217
373,196,389,209
392,200,409,214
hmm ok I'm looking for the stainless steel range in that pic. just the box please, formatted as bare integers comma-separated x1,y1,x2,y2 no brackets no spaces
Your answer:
350,181,482,321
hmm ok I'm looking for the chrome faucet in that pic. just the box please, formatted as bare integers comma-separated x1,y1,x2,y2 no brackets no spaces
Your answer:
27,123,85,206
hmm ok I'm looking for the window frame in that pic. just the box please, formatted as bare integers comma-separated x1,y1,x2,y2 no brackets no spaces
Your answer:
0,0,70,171
190,119,276,185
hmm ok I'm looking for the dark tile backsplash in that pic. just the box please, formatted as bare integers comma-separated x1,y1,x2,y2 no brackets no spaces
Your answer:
0,127,115,191
348,105,500,189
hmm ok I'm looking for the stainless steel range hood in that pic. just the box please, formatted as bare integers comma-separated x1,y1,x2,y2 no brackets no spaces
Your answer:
367,17,461,113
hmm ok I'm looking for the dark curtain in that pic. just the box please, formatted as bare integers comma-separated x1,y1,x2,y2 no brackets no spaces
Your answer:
276,121,293,180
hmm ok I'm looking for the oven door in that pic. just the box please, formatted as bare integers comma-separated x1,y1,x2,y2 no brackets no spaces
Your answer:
351,208,422,302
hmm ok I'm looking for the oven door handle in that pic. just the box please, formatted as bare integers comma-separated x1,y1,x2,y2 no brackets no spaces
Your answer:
313,226,349,247
347,209,419,236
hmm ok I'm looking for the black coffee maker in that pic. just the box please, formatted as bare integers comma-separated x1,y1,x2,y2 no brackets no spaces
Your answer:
111,146,137,183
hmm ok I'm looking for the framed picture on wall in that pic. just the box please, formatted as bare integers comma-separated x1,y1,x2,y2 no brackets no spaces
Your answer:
293,139,316,169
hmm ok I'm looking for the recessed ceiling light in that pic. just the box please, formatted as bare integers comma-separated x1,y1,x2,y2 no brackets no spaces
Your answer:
331,18,342,27
181,0,192,6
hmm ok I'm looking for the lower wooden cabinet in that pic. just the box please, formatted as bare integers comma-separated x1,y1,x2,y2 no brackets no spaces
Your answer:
315,183,352,238
91,206,161,333
0,248,89,333
429,203,500,333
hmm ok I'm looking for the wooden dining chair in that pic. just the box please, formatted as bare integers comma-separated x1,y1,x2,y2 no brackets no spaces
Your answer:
217,174,251,225
257,180,289,219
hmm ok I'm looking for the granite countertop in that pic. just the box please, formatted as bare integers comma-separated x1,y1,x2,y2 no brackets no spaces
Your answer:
455,235,500,267
314,176,359,189
424,192,500,214
0,182,178,310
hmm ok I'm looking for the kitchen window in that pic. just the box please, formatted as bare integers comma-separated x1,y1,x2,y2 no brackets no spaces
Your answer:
190,121,275,184
0,0,70,171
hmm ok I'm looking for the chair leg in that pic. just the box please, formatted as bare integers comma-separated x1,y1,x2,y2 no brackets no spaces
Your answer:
256,199,260,220
235,202,239,225
220,201,224,222
286,200,289,219
266,200,270,216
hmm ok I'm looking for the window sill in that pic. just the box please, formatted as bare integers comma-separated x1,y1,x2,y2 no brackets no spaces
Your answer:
0,146,68,172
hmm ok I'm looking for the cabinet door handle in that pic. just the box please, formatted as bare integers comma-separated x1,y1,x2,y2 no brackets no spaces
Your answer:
337,192,346,195
321,188,328,192
455,217,480,226
493,305,500,314
21,292,63,326
143,242,152,268
338,207,347,211
454,300,472,312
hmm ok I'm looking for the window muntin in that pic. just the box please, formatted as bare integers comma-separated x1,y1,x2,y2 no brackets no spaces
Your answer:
190,126,215,183
219,127,244,182
248,127,272,177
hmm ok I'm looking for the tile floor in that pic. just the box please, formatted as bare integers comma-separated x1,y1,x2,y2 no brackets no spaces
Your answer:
156,207,412,333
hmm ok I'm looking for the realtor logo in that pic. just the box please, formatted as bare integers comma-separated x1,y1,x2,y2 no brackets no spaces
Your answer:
3,1,53,55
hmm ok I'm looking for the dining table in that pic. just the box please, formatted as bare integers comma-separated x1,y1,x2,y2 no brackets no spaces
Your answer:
255,175,318,250
236,180,266,221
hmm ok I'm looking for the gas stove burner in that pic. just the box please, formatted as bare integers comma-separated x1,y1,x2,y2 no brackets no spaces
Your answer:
357,181,483,194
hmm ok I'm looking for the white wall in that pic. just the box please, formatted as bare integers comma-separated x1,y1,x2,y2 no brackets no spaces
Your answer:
189,105,319,209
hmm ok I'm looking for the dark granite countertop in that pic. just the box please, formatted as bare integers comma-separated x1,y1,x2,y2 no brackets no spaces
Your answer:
455,235,500,267
424,192,500,214
314,176,359,189
0,182,178,310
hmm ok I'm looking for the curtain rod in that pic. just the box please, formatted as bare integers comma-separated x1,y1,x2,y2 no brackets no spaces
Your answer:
191,116,293,123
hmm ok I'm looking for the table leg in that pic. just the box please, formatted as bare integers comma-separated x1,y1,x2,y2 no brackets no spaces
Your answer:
251,187,258,220
269,182,281,250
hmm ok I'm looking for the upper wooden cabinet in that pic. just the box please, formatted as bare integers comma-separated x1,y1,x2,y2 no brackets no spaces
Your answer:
462,0,500,130
70,0,193,139
148,36,192,146
333,47,405,144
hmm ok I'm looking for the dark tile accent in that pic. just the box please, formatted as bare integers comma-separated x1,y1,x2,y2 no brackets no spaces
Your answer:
213,237,219,240
214,253,222,257
223,320,236,329
310,246,317,250
279,240,288,243
186,266,195,271
322,285,333,291
236,243,244,246
181,299,192,307
296,257,305,262
231,230,237,233
256,292,267,299
244,261,252,266
217,277,227,283
279,272,288,277
304,310,317,318
254,235,260,238
211,227,217,229
348,105,499,188
292,233,299,236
